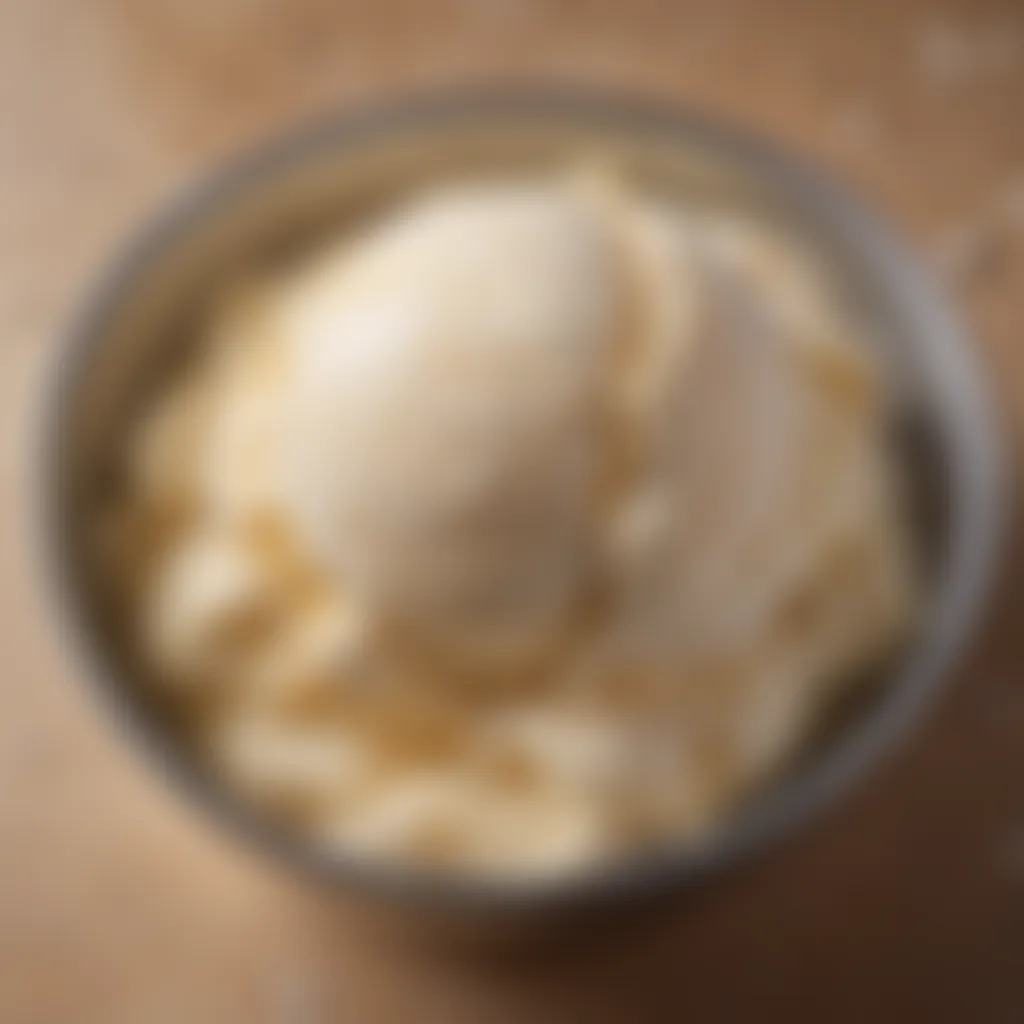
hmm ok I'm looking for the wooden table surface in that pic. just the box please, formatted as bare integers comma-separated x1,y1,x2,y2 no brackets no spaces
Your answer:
1,0,1023,1020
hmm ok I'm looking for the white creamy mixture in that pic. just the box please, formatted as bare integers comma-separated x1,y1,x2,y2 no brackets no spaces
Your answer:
106,173,914,876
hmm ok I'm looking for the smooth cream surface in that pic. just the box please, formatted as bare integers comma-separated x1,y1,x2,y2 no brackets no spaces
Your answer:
107,173,913,876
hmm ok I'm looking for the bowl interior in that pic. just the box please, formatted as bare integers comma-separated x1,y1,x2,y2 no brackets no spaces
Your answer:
46,96,1000,908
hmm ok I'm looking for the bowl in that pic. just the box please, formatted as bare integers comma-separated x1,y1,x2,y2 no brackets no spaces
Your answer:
37,89,1004,916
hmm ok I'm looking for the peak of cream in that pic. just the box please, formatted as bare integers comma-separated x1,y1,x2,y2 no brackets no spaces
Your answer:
277,184,626,669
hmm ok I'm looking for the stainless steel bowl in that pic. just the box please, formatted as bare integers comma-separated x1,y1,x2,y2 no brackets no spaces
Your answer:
37,90,1004,915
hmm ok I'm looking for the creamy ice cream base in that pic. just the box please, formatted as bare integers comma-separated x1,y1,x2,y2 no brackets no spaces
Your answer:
103,171,914,876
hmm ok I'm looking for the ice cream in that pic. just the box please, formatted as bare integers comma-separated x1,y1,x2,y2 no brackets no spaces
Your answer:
104,171,914,876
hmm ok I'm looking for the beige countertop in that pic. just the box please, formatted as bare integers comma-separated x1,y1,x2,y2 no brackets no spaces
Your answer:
1,0,1023,1020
